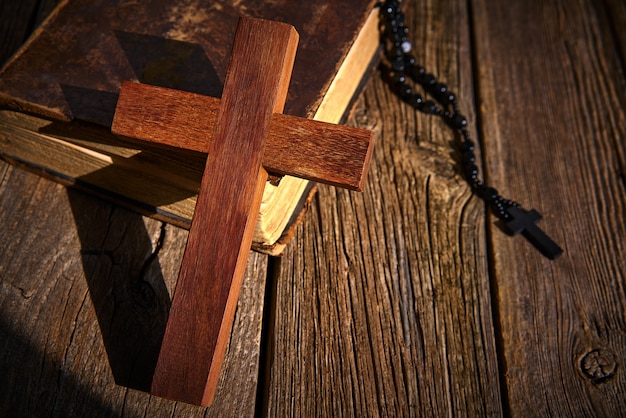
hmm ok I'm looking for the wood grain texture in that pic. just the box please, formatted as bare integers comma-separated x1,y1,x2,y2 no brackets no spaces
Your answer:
0,161,268,417
112,82,374,191
149,18,299,406
472,0,626,415
2,0,625,415
265,0,502,415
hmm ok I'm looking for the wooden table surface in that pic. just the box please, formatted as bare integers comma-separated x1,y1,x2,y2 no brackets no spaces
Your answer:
1,0,624,416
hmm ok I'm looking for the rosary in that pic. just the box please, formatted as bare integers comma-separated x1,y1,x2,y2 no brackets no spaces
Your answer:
379,0,562,259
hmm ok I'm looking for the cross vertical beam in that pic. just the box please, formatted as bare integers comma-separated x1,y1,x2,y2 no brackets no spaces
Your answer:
149,18,299,406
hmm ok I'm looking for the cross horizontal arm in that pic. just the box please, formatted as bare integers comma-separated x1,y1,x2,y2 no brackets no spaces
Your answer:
112,82,374,191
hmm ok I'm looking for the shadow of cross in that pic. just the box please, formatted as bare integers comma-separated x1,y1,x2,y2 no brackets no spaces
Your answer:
111,17,374,406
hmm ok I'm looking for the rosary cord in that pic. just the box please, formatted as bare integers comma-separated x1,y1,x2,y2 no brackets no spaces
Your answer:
379,0,520,221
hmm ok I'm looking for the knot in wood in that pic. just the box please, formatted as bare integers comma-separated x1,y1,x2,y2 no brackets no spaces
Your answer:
580,349,617,383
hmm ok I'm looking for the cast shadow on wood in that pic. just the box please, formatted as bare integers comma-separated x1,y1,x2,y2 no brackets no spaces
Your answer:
41,33,226,391
0,317,120,415
66,188,172,392
55,31,227,391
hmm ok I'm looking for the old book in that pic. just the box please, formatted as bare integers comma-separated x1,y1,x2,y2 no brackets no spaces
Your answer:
0,0,380,255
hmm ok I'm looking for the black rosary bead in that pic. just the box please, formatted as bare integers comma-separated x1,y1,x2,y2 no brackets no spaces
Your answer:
391,42,404,57
389,13,404,28
419,73,436,86
460,139,475,153
382,1,396,16
392,80,404,94
462,150,476,164
477,187,498,202
392,72,406,84
411,65,425,78
399,85,413,100
391,57,405,72
443,91,456,104
419,100,436,114
397,26,409,39
445,113,467,130
432,82,447,97
466,165,478,177
493,205,506,219
408,94,423,108
404,54,416,67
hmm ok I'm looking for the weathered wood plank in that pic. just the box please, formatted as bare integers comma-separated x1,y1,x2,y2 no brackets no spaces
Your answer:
265,0,502,415
472,0,626,415
3,0,624,415
0,161,268,416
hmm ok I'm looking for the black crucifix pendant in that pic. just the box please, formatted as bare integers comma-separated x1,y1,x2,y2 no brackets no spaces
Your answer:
503,206,563,259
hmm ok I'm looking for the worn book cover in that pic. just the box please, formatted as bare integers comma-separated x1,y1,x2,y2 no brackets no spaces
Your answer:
0,0,379,254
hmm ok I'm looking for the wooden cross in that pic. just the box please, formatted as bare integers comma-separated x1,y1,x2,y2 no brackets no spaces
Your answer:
111,18,374,406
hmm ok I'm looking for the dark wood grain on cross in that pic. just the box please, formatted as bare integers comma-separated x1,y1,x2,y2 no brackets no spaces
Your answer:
111,17,374,406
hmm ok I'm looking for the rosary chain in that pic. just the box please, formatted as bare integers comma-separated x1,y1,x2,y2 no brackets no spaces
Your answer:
379,0,520,220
